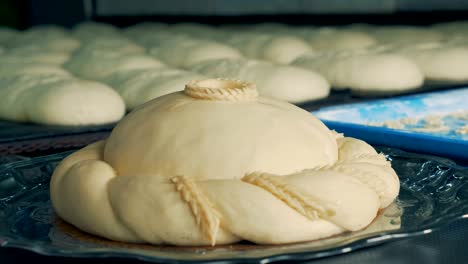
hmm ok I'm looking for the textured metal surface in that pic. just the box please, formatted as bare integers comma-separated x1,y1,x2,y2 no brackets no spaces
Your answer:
0,147,466,263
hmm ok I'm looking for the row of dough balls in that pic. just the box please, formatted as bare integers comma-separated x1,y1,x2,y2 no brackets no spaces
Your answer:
0,22,332,111
0,25,126,125
1,21,468,125
123,21,468,94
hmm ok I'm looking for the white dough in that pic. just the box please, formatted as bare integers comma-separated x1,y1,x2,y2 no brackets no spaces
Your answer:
370,26,444,45
4,46,70,65
0,75,125,125
149,37,243,69
224,33,314,64
65,50,164,80
103,68,204,109
51,79,399,246
292,51,424,94
0,62,71,77
72,22,121,40
304,28,377,51
390,42,468,83
190,58,330,103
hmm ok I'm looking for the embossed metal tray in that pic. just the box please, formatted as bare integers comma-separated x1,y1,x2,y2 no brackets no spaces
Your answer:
0,120,113,155
0,147,467,263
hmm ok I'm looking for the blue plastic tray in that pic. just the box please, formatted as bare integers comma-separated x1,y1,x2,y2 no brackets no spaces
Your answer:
313,88,468,160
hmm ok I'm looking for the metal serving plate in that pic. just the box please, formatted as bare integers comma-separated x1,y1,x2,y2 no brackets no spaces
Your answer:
0,147,467,263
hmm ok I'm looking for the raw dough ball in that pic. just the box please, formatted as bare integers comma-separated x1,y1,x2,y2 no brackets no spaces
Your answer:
225,33,314,64
5,46,71,65
0,75,125,125
78,37,145,55
304,28,377,51
72,22,121,40
391,42,468,83
370,26,443,45
50,79,399,246
103,68,204,109
149,37,243,69
0,62,71,77
292,51,424,94
65,50,164,80
190,58,330,103
123,22,168,40
9,25,80,52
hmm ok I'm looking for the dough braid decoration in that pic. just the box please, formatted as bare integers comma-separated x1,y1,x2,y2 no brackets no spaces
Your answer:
50,137,399,246
170,176,221,246
184,78,258,101
243,172,335,220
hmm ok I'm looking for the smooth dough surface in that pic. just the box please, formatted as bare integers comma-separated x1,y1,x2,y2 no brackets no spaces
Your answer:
149,37,243,68
292,51,424,93
51,79,400,246
0,75,125,125
103,68,205,109
190,58,330,103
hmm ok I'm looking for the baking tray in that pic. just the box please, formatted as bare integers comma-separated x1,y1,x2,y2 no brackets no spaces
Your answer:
0,121,113,156
313,87,468,161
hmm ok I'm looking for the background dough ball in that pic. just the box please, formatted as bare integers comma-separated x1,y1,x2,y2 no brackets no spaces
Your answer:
370,26,443,45
398,45,468,82
244,64,330,103
24,79,125,125
292,53,424,93
72,22,121,40
150,38,243,69
0,63,71,77
261,35,314,64
104,68,205,110
190,58,330,103
307,29,377,51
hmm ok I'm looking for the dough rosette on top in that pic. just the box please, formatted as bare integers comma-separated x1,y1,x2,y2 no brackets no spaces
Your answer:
51,78,399,246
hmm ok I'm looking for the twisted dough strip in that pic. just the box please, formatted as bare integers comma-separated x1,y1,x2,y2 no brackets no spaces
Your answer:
242,172,335,220
51,136,398,246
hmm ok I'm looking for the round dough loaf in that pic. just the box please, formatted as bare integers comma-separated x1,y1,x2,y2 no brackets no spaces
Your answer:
72,22,121,40
0,75,125,125
190,58,330,103
224,33,314,64
65,50,164,80
390,42,468,83
292,51,424,94
9,25,80,52
149,37,243,69
103,68,204,109
51,79,399,246
370,26,443,45
4,46,71,65
78,37,145,55
304,28,377,51
0,62,71,77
